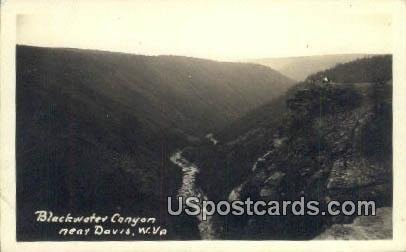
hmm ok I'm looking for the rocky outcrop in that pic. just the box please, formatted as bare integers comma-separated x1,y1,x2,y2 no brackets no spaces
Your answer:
223,83,392,239
259,172,286,199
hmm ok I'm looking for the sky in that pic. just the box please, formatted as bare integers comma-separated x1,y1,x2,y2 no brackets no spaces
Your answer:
17,0,394,61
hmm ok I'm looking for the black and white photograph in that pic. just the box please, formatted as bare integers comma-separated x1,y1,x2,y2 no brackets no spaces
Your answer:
1,0,406,251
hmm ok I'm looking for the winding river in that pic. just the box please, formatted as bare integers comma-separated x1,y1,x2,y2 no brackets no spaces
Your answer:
169,151,217,239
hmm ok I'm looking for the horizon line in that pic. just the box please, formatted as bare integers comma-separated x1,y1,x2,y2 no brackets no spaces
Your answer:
16,43,392,63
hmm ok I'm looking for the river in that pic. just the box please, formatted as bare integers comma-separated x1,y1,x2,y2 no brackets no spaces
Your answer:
169,151,217,239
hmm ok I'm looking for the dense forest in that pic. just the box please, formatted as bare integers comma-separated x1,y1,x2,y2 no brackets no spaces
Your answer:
306,55,392,84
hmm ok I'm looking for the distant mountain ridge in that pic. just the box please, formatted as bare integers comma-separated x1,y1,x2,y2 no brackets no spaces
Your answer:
249,54,375,81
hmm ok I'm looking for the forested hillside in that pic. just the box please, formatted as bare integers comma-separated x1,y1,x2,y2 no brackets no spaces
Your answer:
250,54,371,81
306,55,392,83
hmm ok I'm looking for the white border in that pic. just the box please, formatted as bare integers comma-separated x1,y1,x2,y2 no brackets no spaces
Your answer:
1,1,406,251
